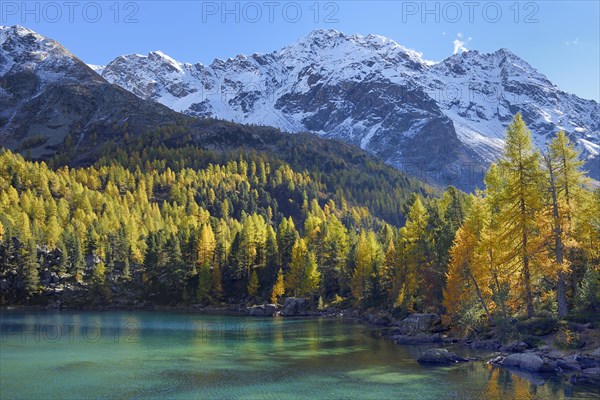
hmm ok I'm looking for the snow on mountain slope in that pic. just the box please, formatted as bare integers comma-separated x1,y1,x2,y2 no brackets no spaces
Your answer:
0,25,100,83
426,49,599,162
99,29,599,188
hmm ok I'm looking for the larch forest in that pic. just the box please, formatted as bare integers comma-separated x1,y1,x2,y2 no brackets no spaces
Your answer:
1,114,598,336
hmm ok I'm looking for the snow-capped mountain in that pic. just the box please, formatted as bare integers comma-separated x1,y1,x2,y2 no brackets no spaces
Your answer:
99,29,600,189
0,25,181,160
1,26,597,188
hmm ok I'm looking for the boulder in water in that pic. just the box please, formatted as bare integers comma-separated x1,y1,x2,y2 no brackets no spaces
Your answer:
247,304,278,316
502,353,554,373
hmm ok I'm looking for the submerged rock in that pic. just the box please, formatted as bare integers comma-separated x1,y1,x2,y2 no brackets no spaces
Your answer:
417,348,468,364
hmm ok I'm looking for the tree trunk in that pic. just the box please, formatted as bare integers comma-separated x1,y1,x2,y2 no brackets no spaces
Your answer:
523,233,535,318
523,269,534,317
468,270,494,324
557,271,568,318
493,272,508,320
546,154,568,318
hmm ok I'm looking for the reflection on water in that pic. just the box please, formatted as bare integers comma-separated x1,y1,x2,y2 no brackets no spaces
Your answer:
0,311,598,399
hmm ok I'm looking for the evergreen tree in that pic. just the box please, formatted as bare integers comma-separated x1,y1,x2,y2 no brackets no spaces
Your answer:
321,214,349,299
210,263,223,299
270,268,285,304
197,262,212,303
45,215,62,249
196,224,216,270
351,231,382,303
402,197,433,310
56,239,69,275
277,217,298,272
288,238,321,297
247,269,259,298
163,235,186,300
65,231,85,281
288,238,307,297
444,195,493,323
497,114,546,318
543,131,586,317
23,239,40,297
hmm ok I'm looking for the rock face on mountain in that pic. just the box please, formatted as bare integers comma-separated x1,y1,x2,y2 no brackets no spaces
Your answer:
0,25,182,162
98,29,599,189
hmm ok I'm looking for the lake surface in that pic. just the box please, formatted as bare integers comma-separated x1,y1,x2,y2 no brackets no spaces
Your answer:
1,311,598,399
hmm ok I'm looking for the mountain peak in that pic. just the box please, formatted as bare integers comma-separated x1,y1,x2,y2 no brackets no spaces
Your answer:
0,25,92,80
299,29,411,52
148,50,183,70
0,25,35,35
493,48,517,58
0,25,42,44
284,29,430,68
306,28,343,38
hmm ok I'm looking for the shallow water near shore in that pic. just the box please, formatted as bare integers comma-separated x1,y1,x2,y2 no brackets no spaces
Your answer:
1,311,598,399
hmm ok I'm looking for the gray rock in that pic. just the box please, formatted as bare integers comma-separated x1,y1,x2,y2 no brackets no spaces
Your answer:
418,348,468,364
280,297,308,316
546,350,564,359
502,353,554,373
557,356,582,371
395,313,442,335
247,304,278,317
471,339,502,350
590,347,600,359
500,341,529,353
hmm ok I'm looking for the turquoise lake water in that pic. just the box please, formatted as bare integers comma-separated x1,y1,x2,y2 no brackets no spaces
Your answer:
0,311,598,399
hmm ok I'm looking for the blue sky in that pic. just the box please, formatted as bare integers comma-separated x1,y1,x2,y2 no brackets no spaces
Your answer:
3,1,599,101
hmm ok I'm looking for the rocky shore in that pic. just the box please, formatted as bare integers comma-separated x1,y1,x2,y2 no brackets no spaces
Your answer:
241,303,600,387
359,311,600,388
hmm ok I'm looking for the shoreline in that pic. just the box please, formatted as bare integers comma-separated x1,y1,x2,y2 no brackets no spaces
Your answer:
2,304,599,388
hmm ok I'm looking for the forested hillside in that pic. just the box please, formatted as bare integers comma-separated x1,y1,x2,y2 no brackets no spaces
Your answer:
1,115,598,329
0,141,463,309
